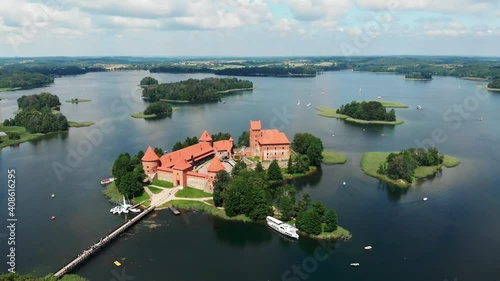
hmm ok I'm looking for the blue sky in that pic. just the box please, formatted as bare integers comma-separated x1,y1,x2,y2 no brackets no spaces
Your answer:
0,0,499,57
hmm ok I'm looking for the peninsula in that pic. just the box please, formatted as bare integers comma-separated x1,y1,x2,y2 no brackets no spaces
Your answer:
131,101,179,119
404,72,433,80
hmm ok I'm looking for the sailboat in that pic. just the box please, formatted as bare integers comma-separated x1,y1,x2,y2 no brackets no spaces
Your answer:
297,100,300,106
306,102,311,107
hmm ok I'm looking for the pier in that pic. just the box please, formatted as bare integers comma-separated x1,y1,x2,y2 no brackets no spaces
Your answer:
54,206,155,279
168,204,180,215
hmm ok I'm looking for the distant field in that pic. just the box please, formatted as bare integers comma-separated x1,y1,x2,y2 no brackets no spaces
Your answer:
68,121,94,127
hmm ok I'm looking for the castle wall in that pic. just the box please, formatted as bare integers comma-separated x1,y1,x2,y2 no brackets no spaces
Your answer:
157,171,173,182
260,144,290,161
186,174,208,190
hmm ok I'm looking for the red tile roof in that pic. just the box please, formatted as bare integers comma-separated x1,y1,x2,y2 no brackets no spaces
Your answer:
207,157,225,173
250,120,262,131
213,140,233,152
258,129,291,145
173,160,192,170
159,142,214,170
142,146,160,162
199,130,212,142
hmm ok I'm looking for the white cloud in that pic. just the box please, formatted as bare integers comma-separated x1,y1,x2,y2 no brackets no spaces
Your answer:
423,21,467,36
356,0,494,14
109,16,161,29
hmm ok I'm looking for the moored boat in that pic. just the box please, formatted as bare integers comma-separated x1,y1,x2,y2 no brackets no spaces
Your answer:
266,216,299,239
100,178,115,185
350,263,360,267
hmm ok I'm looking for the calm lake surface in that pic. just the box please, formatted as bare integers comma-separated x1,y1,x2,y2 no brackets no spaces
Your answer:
1,71,499,281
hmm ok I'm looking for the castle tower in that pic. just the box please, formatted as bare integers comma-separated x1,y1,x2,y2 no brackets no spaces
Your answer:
141,146,160,175
250,120,261,150
199,130,213,146
207,157,226,191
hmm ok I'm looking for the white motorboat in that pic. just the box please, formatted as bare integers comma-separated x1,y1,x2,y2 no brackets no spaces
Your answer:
377,96,382,99
364,246,373,250
129,208,141,213
417,105,422,110
297,100,300,106
100,178,115,185
350,263,360,267
306,102,311,107
266,216,299,239
423,197,428,201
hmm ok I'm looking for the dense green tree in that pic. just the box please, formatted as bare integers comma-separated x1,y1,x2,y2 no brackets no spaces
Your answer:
142,77,253,102
324,209,338,232
171,136,199,151
211,132,231,141
296,209,322,235
117,171,143,198
6,132,20,140
336,101,396,122
154,147,164,157
0,71,53,90
291,133,324,167
488,79,500,89
143,102,173,117
231,160,247,176
140,76,158,86
255,161,264,173
405,72,432,79
294,193,311,215
312,201,326,218
386,155,416,182
213,170,230,207
237,130,249,147
17,92,61,111
383,146,444,182
267,160,283,181
213,66,317,77
278,195,294,221
112,153,132,186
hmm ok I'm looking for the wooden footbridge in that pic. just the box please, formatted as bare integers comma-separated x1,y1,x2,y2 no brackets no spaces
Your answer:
54,206,155,279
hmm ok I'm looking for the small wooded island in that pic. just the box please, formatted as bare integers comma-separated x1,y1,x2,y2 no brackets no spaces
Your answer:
132,101,178,119
405,72,433,80
66,98,91,103
105,124,350,240
316,100,405,125
361,147,460,188
141,77,253,102
0,92,93,149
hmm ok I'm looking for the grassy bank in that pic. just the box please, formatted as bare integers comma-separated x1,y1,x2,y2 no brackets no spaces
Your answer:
322,150,347,165
282,166,317,180
132,191,151,207
159,99,190,103
462,77,488,81
0,124,47,149
303,226,352,241
66,99,91,103
361,152,461,188
147,186,163,194
403,78,432,81
0,87,22,92
68,121,94,127
159,200,252,222
365,100,409,108
216,87,255,93
175,187,212,198
477,85,500,92
102,182,122,204
315,106,404,125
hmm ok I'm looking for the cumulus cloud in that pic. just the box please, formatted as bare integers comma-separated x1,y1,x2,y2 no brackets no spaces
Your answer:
423,21,467,36
356,0,494,13
285,0,353,29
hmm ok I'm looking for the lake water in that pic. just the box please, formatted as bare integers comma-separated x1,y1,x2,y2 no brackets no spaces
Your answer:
1,71,499,281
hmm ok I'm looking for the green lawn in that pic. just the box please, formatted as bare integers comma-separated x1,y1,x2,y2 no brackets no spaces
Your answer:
315,106,404,125
131,112,157,119
321,150,347,164
160,200,251,222
361,152,461,188
68,121,94,127
205,199,214,205
0,87,22,92
312,226,352,241
0,124,46,149
148,186,163,194
132,191,151,207
151,179,174,188
365,100,409,108
175,187,212,198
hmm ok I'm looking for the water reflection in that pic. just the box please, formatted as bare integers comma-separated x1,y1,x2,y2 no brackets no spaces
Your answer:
290,167,323,190
376,181,409,202
212,217,273,247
